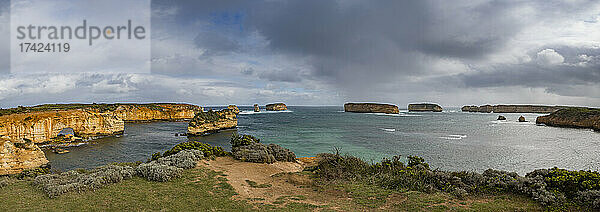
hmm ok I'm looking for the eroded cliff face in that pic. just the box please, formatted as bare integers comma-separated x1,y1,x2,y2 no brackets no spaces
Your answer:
536,108,600,130
408,103,443,112
112,104,202,122
0,103,202,143
0,110,124,143
344,103,399,114
0,138,49,175
266,103,287,111
462,105,566,113
187,106,238,136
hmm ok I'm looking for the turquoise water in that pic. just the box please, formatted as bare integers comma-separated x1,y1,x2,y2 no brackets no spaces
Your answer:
45,106,600,175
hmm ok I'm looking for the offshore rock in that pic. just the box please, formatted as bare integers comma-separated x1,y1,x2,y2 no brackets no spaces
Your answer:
254,104,260,112
0,137,49,175
462,105,567,113
408,103,443,112
497,116,506,120
266,103,287,111
187,106,238,136
344,103,399,114
518,116,527,122
536,107,600,131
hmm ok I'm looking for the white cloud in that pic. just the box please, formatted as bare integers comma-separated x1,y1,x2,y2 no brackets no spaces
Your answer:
536,49,565,66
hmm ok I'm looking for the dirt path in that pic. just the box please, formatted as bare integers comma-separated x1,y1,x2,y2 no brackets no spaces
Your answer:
198,157,330,208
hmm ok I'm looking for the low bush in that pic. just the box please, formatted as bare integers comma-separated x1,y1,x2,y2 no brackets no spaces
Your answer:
33,165,136,198
16,167,51,179
0,177,9,188
135,163,182,182
313,153,600,209
231,133,260,148
162,141,228,158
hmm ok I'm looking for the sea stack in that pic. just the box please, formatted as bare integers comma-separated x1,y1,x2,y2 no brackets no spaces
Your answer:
344,103,399,114
518,116,526,122
254,104,260,112
266,103,287,111
497,115,506,120
187,106,238,136
408,103,443,112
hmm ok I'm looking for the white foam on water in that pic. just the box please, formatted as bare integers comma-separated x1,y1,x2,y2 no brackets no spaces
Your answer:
439,134,467,140
381,128,396,132
239,110,293,115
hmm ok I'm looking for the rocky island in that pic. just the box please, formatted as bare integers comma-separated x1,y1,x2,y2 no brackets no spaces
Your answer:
0,103,202,143
344,103,399,114
265,103,287,111
536,107,600,131
408,103,443,112
187,105,239,136
462,105,567,113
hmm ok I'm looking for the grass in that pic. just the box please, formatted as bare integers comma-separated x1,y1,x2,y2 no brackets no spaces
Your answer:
0,165,544,211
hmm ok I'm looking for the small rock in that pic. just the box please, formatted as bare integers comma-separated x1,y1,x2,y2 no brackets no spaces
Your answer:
254,104,260,112
497,115,506,120
518,116,526,122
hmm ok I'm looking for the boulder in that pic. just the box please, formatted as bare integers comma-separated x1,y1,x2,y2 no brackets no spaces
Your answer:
254,104,260,112
408,103,443,112
518,116,526,122
497,115,506,120
266,103,287,111
344,103,399,114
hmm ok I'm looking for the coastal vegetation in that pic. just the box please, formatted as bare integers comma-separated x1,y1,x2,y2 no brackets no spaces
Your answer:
536,107,600,130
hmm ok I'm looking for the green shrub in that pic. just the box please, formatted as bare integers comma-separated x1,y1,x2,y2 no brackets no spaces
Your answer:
16,167,51,179
231,133,260,148
162,141,228,158
135,163,182,182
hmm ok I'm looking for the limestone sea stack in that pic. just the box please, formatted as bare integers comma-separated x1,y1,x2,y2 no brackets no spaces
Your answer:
344,103,399,114
408,103,443,112
266,103,287,111
462,105,567,113
254,104,260,112
518,116,527,122
536,107,600,131
187,106,239,136
0,137,49,175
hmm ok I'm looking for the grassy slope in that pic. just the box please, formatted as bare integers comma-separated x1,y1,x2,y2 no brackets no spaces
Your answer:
0,166,543,211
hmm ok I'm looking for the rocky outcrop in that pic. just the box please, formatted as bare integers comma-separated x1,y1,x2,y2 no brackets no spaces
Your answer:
0,103,201,143
462,105,567,113
0,110,124,143
497,116,506,120
536,107,600,130
0,137,49,175
187,106,238,136
518,116,526,122
112,104,202,122
231,135,296,164
408,103,443,112
344,103,399,114
266,103,287,111
254,104,260,112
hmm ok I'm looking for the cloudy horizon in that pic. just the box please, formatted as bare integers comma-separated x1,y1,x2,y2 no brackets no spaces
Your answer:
1,0,600,108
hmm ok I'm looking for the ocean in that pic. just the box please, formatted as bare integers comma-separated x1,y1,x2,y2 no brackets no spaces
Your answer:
45,106,600,175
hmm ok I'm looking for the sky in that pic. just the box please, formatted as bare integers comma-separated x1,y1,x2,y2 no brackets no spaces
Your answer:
1,0,600,108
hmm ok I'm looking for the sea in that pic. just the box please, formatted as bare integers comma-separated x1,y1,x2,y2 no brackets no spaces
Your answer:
44,106,600,175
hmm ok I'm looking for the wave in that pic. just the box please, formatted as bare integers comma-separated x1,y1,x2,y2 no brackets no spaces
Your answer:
368,113,422,117
380,128,396,132
239,110,293,115
439,134,467,140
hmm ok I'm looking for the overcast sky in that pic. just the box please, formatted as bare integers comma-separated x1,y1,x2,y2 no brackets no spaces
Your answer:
1,0,600,108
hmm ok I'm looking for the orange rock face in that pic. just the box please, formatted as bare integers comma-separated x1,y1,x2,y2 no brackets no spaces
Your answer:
266,103,287,111
187,106,238,136
0,103,202,143
536,107,600,130
0,138,48,175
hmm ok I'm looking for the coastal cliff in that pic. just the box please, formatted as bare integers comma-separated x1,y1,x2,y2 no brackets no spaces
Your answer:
408,103,443,112
536,107,600,130
462,105,566,113
265,103,287,111
344,103,399,114
0,138,48,175
0,103,201,143
187,106,239,136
